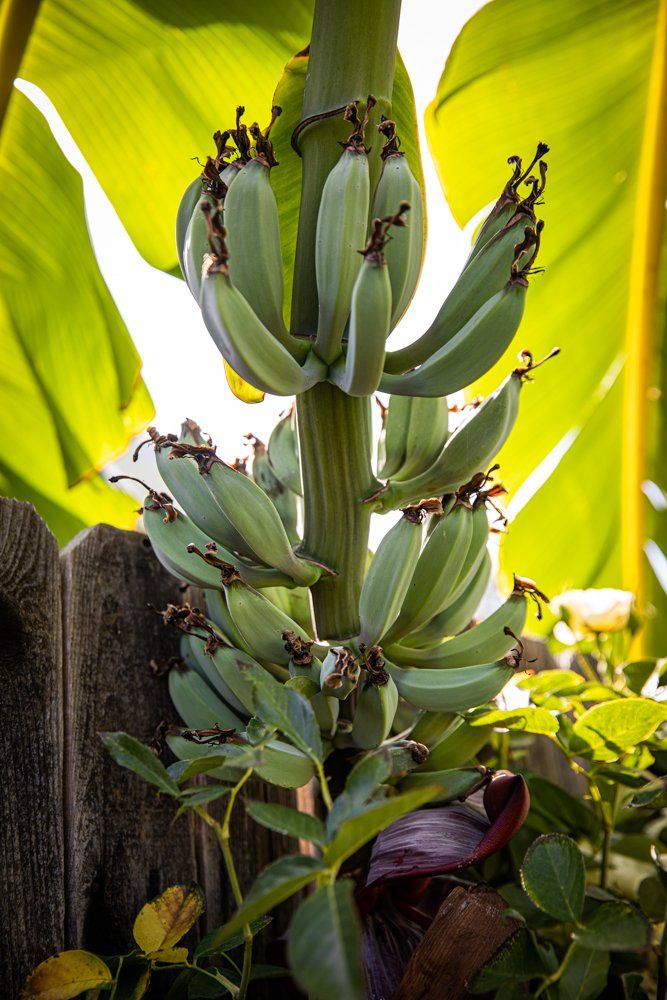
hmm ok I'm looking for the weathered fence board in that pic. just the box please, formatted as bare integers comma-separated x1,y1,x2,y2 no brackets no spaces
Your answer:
61,524,198,954
0,501,303,996
0,501,65,997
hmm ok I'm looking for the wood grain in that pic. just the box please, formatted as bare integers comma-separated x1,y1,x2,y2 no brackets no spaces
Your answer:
393,885,521,1000
61,524,198,954
0,500,65,996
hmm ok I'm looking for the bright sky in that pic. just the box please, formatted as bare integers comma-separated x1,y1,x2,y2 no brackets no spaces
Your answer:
18,0,486,548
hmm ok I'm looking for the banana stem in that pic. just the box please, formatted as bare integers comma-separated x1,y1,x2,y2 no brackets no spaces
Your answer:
291,0,402,639
291,0,402,336
297,382,378,638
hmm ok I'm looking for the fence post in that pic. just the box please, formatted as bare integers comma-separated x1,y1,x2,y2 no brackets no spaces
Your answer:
60,523,199,954
0,500,65,996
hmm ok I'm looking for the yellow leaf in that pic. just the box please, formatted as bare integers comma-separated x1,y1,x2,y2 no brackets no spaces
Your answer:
224,359,265,403
147,946,189,964
22,950,113,1000
133,883,204,955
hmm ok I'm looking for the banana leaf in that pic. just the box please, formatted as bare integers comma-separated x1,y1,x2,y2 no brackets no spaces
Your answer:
426,0,667,652
0,0,313,540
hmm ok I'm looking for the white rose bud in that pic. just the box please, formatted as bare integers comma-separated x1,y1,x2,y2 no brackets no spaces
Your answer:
552,588,635,639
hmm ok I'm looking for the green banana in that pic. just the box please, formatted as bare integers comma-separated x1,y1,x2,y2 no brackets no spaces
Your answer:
441,501,491,609
381,348,559,511
206,589,249,650
320,647,360,700
267,407,302,496
224,128,305,358
183,193,218,298
221,566,322,666
465,144,548,266
382,501,474,645
183,633,251,717
387,657,517,713
379,278,528,398
168,666,245,731
312,691,339,737
401,766,489,802
149,423,255,561
351,672,399,750
372,357,548,512
372,117,425,328
330,217,393,397
358,503,431,646
170,440,320,587
201,258,326,396
383,214,541,375
393,396,449,482
406,550,492,648
411,710,456,747
387,591,527,670
314,100,372,364
176,176,204,277
376,395,412,479
249,435,300,545
140,489,293,590
262,586,314,637
414,716,493,772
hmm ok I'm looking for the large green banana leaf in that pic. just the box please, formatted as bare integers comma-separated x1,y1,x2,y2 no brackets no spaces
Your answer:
1,0,313,541
426,0,667,651
0,88,149,540
21,0,315,274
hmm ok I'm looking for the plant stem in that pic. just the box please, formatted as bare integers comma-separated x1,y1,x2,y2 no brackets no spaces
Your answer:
292,0,401,639
291,0,402,336
197,768,254,1000
315,759,333,811
297,383,377,638
620,0,667,638
534,941,575,996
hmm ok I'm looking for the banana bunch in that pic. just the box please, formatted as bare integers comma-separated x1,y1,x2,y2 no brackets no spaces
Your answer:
370,348,560,512
140,125,554,779
177,94,546,402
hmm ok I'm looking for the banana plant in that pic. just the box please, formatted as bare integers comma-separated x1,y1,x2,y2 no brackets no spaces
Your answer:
106,0,557,994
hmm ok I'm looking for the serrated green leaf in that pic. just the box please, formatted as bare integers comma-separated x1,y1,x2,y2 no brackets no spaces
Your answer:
245,800,326,846
326,750,393,837
573,901,651,952
520,834,585,923
101,732,180,796
324,786,440,869
558,946,610,1000
246,666,323,763
469,929,547,992
623,660,658,694
206,855,325,947
469,707,558,735
194,916,272,960
570,698,667,761
288,881,365,1000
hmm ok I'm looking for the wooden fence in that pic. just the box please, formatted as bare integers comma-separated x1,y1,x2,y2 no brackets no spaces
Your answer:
0,497,580,999
0,498,299,998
